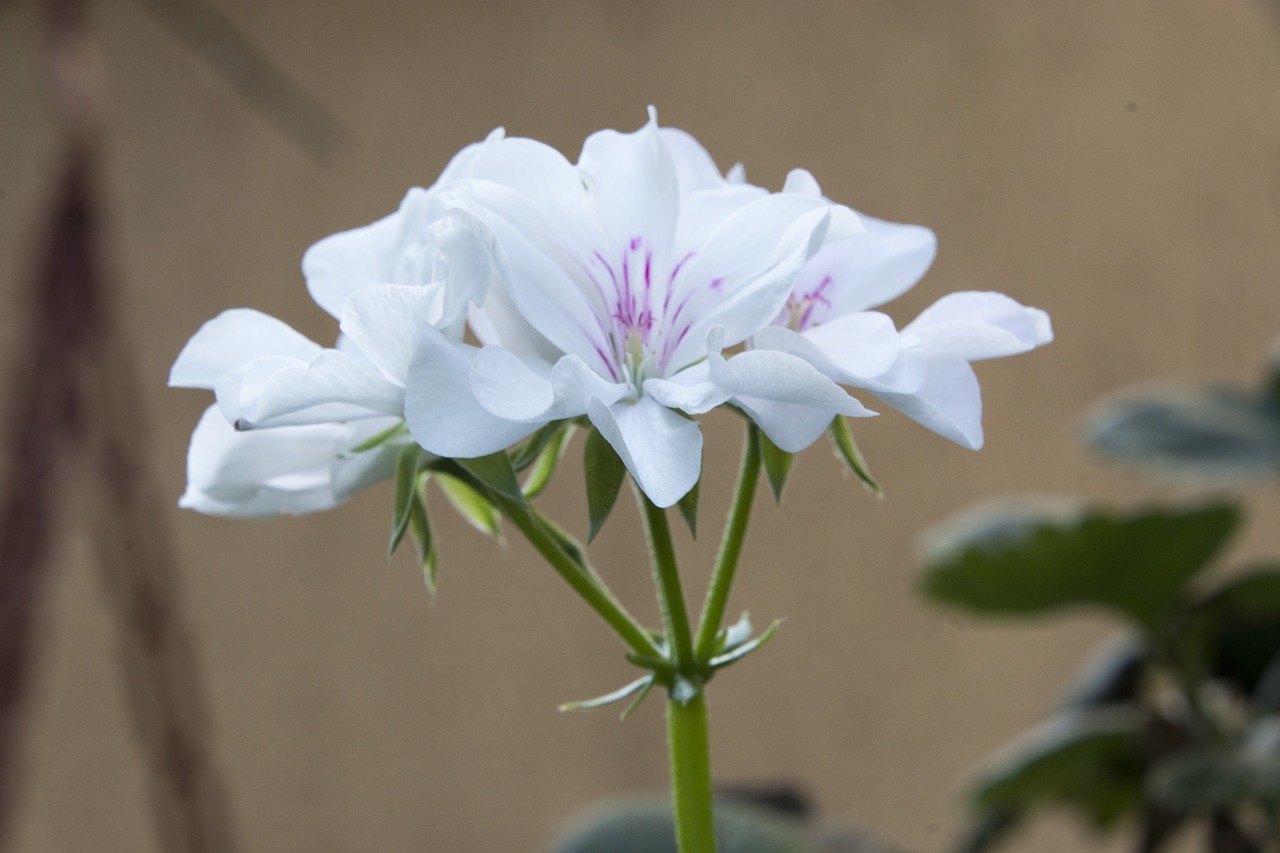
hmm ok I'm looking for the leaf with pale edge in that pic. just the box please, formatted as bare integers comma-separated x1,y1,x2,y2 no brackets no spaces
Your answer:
757,429,794,503
1147,722,1280,810
1085,385,1280,484
921,502,1239,630
435,473,501,538
970,706,1145,828
584,426,626,542
522,423,575,499
829,416,882,496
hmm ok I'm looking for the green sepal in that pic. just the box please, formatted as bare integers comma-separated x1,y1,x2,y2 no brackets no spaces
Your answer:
344,420,410,456
921,501,1240,631
510,421,569,472
757,429,794,503
458,450,524,504
619,676,656,720
559,675,653,713
409,489,438,592
675,479,699,538
829,416,882,496
710,612,754,657
585,426,627,542
521,423,575,499
625,652,677,677
388,444,425,558
708,619,781,670
435,473,502,539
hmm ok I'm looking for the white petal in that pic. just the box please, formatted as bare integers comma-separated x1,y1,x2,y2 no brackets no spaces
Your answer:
405,325,542,457
782,168,824,197
802,312,905,381
660,126,728,195
578,108,681,257
667,196,832,370
734,397,844,453
795,217,937,319
588,396,702,508
444,181,612,371
645,361,730,414
179,406,397,517
470,346,555,421
906,292,1053,360
720,348,875,417
218,349,403,428
872,355,985,449
302,188,431,318
433,127,506,185
339,283,447,386
169,309,321,389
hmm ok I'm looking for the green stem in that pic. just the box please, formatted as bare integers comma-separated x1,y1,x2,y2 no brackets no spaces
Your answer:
694,426,761,662
639,492,695,670
495,494,662,660
667,691,717,853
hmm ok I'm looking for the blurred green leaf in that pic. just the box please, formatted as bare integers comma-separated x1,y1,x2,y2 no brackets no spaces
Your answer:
584,426,627,542
552,794,816,853
921,502,1240,630
1084,385,1280,484
435,473,501,538
970,707,1145,827
1055,634,1145,710
829,416,881,497
1191,566,1280,695
1147,720,1280,809
758,430,794,504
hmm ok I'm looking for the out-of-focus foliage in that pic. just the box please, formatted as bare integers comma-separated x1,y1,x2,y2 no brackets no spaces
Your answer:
921,343,1280,852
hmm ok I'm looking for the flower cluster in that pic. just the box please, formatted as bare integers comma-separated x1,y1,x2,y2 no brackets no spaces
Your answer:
172,109,1051,514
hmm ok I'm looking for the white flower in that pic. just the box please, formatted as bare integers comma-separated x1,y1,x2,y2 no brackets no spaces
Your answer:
177,406,406,517
750,169,1053,450
404,110,874,507
170,132,506,516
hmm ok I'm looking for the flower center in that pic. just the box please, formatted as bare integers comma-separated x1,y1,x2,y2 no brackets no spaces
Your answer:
779,275,834,332
586,235,700,394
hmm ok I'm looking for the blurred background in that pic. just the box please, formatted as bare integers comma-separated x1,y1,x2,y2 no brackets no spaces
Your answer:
5,0,1280,850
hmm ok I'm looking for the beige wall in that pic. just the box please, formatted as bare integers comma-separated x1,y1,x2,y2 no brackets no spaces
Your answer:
5,0,1280,850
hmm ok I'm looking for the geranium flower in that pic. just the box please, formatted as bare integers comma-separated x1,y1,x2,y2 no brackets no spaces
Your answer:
750,169,1053,449
169,132,505,516
404,110,874,507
